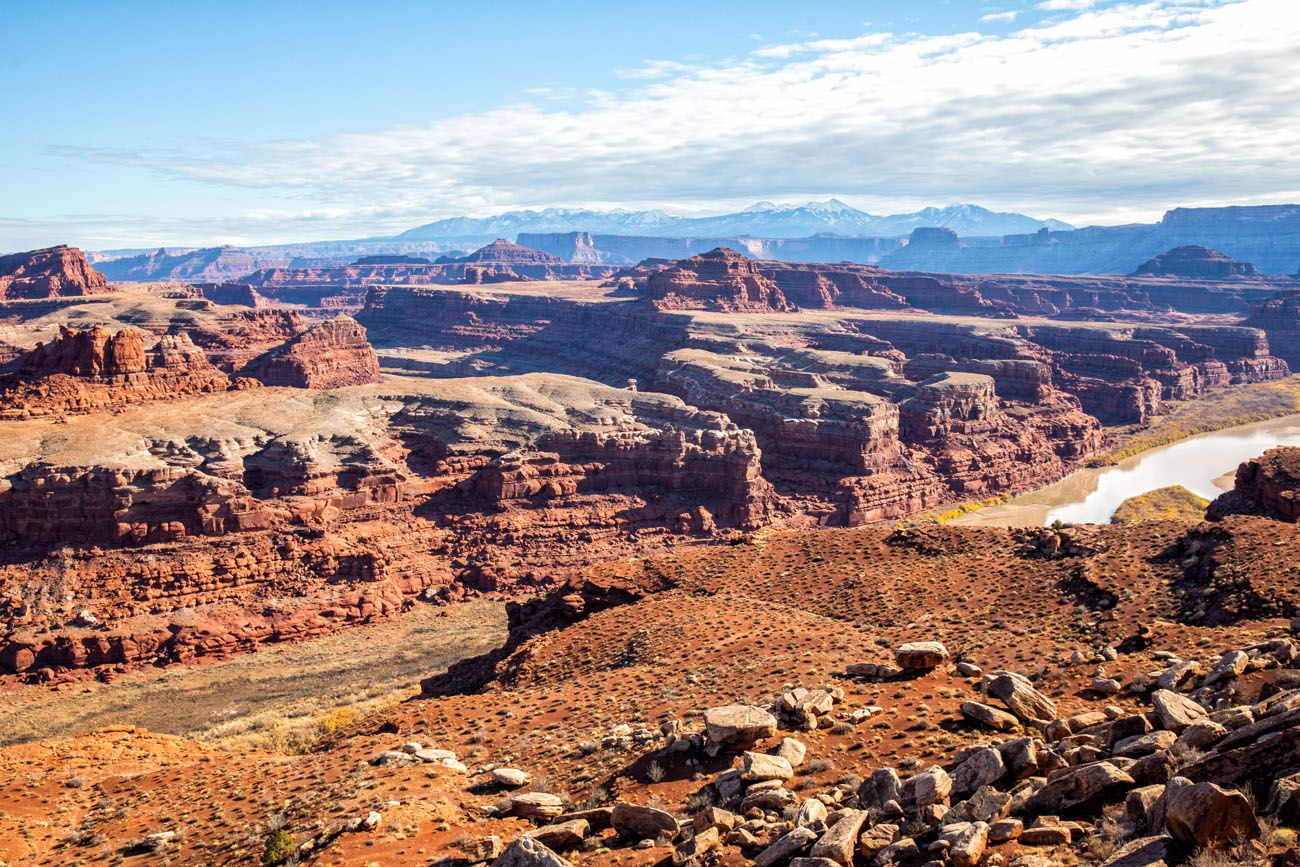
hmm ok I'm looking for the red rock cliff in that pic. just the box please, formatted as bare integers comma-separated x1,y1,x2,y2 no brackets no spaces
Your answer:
0,246,111,299
254,315,381,389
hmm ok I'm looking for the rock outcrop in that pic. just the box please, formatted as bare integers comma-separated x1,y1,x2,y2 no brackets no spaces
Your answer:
1207,446,1300,522
629,246,1289,318
244,241,618,291
1132,245,1259,278
0,325,230,418
0,246,111,299
1243,290,1300,367
646,248,796,312
94,245,277,283
253,315,381,389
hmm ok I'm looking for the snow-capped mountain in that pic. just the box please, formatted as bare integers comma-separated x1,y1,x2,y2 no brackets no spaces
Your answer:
396,207,680,240
867,204,1075,237
396,200,1073,241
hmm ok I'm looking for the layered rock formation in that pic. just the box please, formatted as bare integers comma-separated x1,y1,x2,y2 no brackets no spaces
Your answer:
1,246,1296,681
521,204,1300,275
0,373,783,674
253,315,381,389
647,248,796,312
0,325,230,418
631,247,1290,318
94,245,280,282
244,240,618,296
1243,291,1300,367
1132,245,1259,278
1207,446,1300,522
0,246,111,299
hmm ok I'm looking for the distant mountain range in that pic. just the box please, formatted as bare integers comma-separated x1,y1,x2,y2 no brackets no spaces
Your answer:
396,200,1074,241
85,203,1300,281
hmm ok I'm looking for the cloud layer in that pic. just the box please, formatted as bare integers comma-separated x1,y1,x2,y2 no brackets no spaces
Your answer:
35,0,1300,244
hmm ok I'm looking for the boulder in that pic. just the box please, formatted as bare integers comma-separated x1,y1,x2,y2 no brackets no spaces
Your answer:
509,793,565,821
988,818,1022,844
952,747,1006,797
753,826,817,867
901,766,953,810
961,701,1020,732
672,826,719,865
775,737,808,767
1113,730,1178,758
1151,690,1206,733
1266,772,1300,825
1026,762,1134,813
491,836,573,867
493,768,530,788
895,641,950,670
858,768,902,811
1099,835,1172,867
987,672,1057,723
524,820,588,851
1162,776,1259,848
611,803,679,841
857,823,899,859
704,705,778,756
947,785,1012,824
808,809,868,865
1205,650,1249,686
947,821,989,867
741,751,794,782
795,798,829,829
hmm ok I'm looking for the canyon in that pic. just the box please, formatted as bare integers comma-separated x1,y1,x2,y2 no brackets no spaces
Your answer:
0,237,1296,685
3,232,1300,865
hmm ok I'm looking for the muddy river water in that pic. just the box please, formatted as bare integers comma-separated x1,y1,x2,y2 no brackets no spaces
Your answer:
952,413,1300,527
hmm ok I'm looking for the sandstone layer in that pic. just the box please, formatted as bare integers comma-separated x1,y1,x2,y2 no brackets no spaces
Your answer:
253,315,381,388
0,257,1293,679
244,240,619,296
0,246,111,299
1132,245,1260,278
1207,446,1300,523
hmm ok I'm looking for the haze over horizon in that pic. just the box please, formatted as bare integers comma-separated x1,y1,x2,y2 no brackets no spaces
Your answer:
4,0,1300,250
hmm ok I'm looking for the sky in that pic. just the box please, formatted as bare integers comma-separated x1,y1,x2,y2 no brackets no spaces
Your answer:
3,0,1299,250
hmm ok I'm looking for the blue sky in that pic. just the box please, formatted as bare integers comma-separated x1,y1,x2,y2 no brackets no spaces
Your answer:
3,0,1298,249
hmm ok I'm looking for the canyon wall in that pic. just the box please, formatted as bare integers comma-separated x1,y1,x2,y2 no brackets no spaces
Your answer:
253,315,381,389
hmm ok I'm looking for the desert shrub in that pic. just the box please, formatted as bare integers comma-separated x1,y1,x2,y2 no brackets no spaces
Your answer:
261,829,295,866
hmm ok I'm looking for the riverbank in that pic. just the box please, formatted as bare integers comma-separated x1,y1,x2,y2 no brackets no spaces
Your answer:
1097,374,1300,465
953,410,1300,527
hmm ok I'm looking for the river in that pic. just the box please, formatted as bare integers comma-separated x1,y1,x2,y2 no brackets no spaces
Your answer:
952,413,1300,527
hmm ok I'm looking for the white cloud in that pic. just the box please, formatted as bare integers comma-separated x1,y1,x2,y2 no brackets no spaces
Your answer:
1039,0,1098,9
39,0,1300,243
980,11,1020,22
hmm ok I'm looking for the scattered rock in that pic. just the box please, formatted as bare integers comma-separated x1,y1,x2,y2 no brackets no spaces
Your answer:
1162,776,1259,848
986,672,1058,724
704,705,778,756
1150,690,1206,732
808,809,868,865
492,835,573,867
895,641,950,670
753,826,817,867
493,768,530,788
611,802,679,841
1026,762,1134,813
